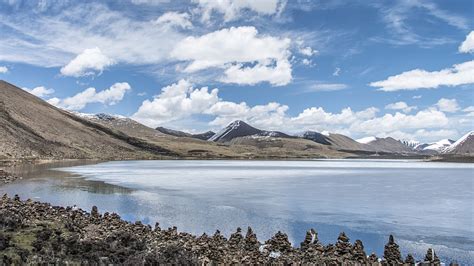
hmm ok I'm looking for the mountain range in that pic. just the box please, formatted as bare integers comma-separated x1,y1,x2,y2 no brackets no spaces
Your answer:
1,80,472,164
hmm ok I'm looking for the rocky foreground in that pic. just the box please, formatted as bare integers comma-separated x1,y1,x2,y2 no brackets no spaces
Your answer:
0,195,455,265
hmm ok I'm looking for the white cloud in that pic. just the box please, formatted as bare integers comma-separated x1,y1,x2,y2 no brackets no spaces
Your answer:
435,98,460,113
0,66,8,73
370,60,474,91
192,0,284,22
50,82,131,110
153,12,192,29
60,47,114,77
351,109,449,136
132,80,219,126
299,46,315,56
22,86,55,98
292,107,379,128
332,67,341,76
463,106,474,112
459,31,474,53
221,59,292,86
412,95,422,99
46,97,61,106
385,101,417,113
171,26,292,86
301,59,312,66
306,83,348,92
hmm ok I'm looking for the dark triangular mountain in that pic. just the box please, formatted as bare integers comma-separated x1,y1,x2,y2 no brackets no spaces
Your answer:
209,120,262,142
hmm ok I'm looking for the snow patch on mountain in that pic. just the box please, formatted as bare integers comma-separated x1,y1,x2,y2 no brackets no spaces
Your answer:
443,131,473,153
423,139,455,152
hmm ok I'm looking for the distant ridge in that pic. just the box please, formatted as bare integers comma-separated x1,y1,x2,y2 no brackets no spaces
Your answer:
156,127,215,140
356,136,414,153
443,131,473,155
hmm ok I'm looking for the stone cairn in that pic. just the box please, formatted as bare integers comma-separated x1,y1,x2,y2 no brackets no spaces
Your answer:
0,194,457,265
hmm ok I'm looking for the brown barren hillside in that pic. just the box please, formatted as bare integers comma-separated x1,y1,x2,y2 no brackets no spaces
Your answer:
0,80,355,162
0,80,175,161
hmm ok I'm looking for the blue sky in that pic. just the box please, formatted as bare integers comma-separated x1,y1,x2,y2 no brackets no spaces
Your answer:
0,0,473,142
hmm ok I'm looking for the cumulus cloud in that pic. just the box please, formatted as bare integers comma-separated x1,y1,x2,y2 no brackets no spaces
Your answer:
171,26,292,86
351,109,449,136
153,12,192,29
0,66,8,73
463,106,474,112
370,60,474,91
459,31,474,53
221,59,292,86
385,101,417,113
299,46,315,56
60,48,114,77
22,86,55,98
192,0,284,22
301,59,312,66
132,80,219,126
435,98,460,113
49,82,131,110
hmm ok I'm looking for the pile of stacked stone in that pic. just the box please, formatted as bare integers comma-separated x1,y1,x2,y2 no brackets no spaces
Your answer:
0,194,457,265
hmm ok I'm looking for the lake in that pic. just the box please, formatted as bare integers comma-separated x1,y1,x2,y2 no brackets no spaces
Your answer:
2,159,473,264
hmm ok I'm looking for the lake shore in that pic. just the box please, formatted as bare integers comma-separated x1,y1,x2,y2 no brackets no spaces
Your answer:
1,153,472,168
0,194,451,265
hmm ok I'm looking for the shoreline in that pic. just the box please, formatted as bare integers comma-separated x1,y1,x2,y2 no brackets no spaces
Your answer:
0,194,450,265
2,154,473,168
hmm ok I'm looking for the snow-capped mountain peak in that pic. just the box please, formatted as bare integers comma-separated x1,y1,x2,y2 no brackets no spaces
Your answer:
423,139,455,152
443,131,474,154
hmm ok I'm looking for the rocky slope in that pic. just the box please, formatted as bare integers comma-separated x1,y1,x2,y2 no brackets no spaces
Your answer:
303,131,372,152
358,137,415,154
443,131,473,155
0,194,447,265
156,126,215,140
0,80,175,162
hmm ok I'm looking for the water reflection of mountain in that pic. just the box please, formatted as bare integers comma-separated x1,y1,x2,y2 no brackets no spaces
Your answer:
59,178,133,195
6,160,133,195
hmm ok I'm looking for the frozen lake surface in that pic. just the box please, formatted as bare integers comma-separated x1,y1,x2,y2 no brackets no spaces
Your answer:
2,159,473,263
